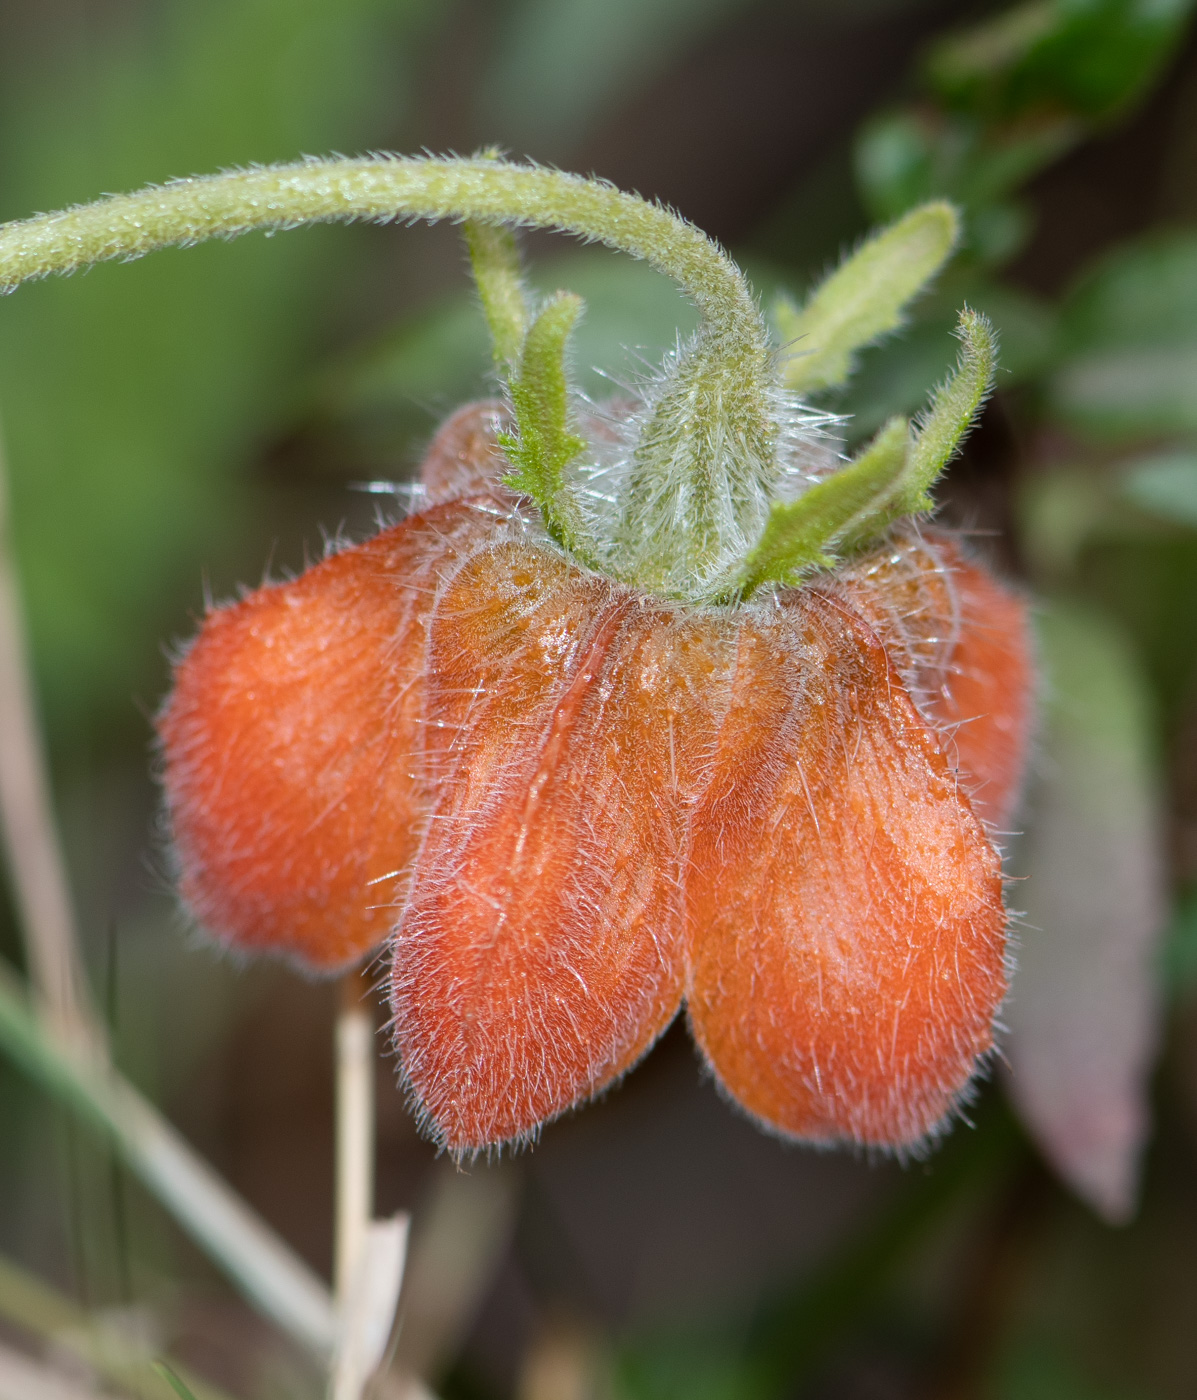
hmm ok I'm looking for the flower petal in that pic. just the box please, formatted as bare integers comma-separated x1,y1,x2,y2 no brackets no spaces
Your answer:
686,591,1008,1150
838,531,1033,828
420,400,513,505
390,540,731,1152
927,551,1032,830
158,496,502,971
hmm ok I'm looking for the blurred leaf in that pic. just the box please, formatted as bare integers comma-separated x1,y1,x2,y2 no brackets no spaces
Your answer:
1005,603,1167,1223
1059,232,1197,350
1120,450,1197,525
992,1336,1151,1400
477,0,753,149
854,107,1078,240
1052,349,1197,438
1020,467,1117,578
857,0,1194,266
927,0,1196,121
775,201,959,394
1159,885,1197,997
0,0,435,742
1077,535,1197,726
1020,452,1197,583
1050,234,1197,437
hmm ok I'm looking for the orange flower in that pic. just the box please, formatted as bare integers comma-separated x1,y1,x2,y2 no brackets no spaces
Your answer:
160,400,1032,1157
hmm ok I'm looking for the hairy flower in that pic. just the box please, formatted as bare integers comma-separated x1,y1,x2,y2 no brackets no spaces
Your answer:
0,150,1028,1158
160,400,1031,1156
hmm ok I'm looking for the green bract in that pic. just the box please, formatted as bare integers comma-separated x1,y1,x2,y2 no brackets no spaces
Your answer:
0,154,994,603
773,202,959,394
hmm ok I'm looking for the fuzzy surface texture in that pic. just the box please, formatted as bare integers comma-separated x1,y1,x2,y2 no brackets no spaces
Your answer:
158,400,1032,1156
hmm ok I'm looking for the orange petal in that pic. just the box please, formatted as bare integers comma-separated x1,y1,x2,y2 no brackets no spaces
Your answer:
419,400,513,505
390,541,731,1152
925,554,1032,831
837,531,1033,828
686,591,1008,1150
158,496,503,971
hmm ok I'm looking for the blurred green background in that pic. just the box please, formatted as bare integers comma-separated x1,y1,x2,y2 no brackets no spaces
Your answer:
4,1,1197,1397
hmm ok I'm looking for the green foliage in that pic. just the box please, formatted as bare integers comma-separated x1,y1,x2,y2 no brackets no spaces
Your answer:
774,202,959,394
907,308,996,489
499,292,591,555
738,417,909,592
857,0,1196,261
856,108,1074,260
1050,233,1197,437
927,0,1195,120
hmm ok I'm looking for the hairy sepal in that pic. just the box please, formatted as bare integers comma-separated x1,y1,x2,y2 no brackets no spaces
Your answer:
734,296,992,602
607,329,785,600
906,308,997,500
737,416,911,594
776,202,960,395
498,291,591,558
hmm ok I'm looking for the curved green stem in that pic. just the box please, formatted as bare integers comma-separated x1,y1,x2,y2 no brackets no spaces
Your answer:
0,155,763,355
0,154,778,600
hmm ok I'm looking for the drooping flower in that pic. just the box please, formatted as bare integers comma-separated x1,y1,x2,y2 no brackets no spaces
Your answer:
0,152,1029,1157
161,387,1030,1155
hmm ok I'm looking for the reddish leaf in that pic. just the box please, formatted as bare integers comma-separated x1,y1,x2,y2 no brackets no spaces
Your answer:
1005,603,1166,1222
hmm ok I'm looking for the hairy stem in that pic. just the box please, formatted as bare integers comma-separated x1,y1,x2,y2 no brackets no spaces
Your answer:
0,156,761,354
0,156,776,597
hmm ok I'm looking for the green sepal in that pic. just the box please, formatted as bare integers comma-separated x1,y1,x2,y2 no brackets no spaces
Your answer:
499,290,590,556
737,307,997,597
738,416,911,595
775,201,960,395
463,219,529,369
904,306,996,504
836,307,997,551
